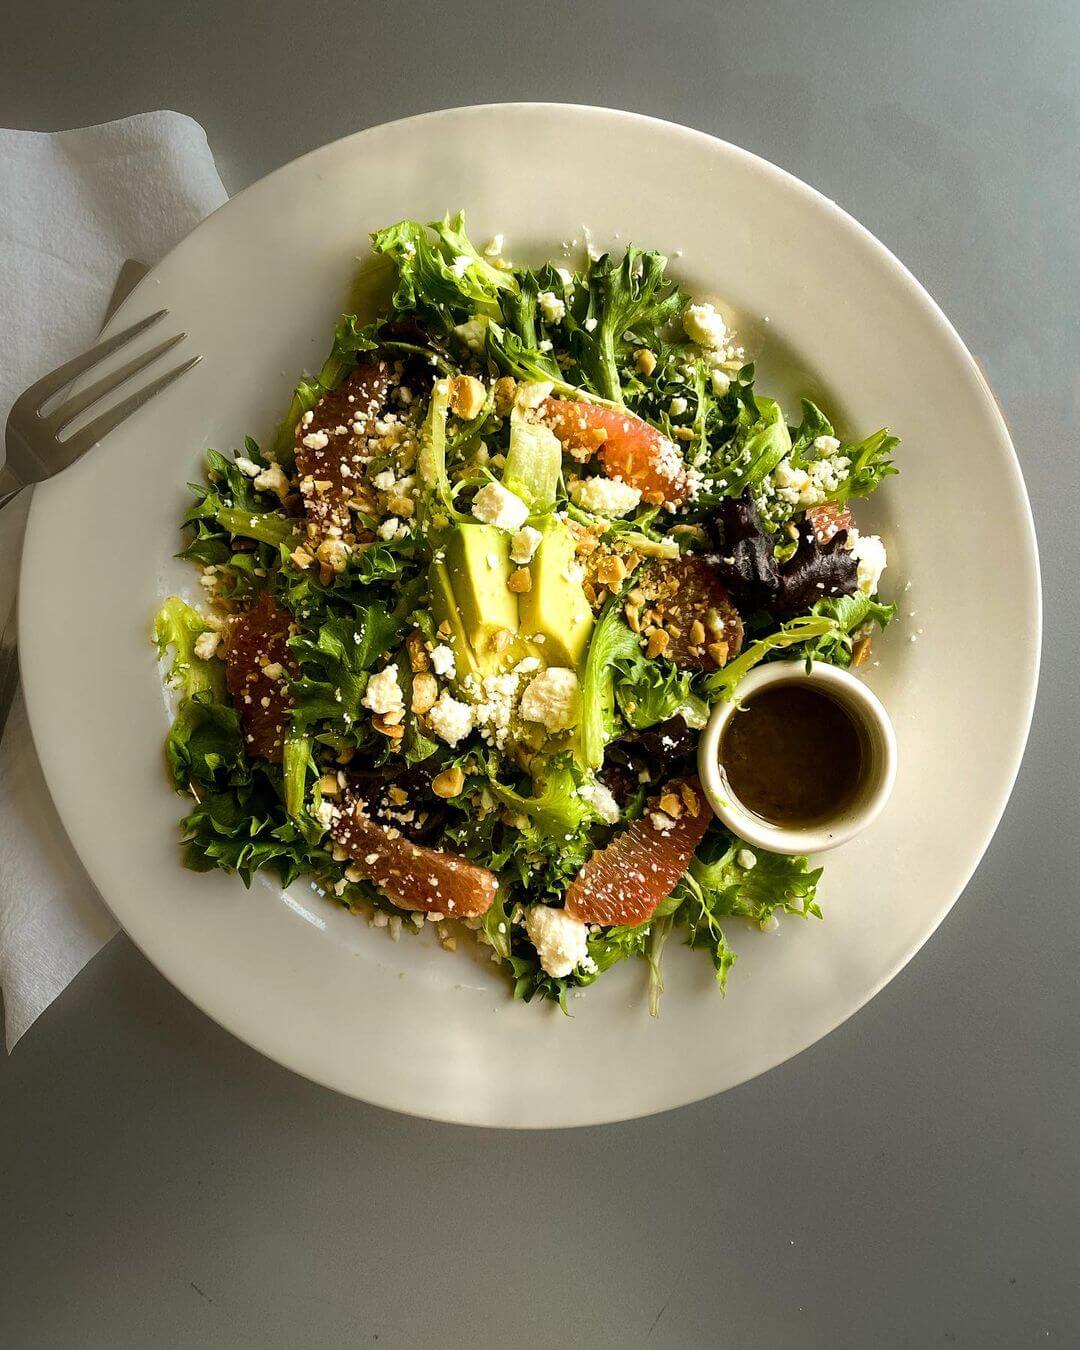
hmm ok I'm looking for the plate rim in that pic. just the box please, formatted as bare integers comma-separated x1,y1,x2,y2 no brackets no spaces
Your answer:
18,103,1042,1126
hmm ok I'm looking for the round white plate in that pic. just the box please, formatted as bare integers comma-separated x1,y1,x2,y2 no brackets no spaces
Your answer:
19,106,1040,1128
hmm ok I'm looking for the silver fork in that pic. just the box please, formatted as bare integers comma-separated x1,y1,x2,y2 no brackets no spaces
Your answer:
0,266,200,739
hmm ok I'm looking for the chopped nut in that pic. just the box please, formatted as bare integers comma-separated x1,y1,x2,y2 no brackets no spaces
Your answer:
567,426,609,463
665,622,682,639
596,554,627,587
680,782,700,817
387,493,415,518
406,632,431,673
646,629,670,659
493,376,517,417
437,619,453,639
491,627,514,653
372,714,405,739
706,640,730,666
582,580,598,606
634,348,657,376
290,546,313,569
449,374,486,420
388,786,408,805
316,538,350,574
410,672,438,715
658,791,683,818
319,773,340,797
618,548,642,576
642,489,665,507
624,603,642,633
689,619,706,646
431,766,465,799
627,588,645,606
507,566,532,594
852,634,873,667
570,525,601,556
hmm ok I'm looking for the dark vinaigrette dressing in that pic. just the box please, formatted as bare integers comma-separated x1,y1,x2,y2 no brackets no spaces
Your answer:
720,684,864,827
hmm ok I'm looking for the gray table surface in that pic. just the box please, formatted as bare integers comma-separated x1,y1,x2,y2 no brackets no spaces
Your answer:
2,1,1078,1346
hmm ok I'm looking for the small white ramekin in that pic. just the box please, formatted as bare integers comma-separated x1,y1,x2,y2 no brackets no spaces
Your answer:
696,660,897,856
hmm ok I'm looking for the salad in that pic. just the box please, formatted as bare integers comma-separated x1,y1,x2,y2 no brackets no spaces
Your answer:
154,212,897,1011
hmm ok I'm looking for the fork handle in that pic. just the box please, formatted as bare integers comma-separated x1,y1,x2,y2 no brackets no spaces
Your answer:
0,460,23,511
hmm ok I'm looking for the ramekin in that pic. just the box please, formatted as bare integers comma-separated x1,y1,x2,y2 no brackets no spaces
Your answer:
696,660,897,856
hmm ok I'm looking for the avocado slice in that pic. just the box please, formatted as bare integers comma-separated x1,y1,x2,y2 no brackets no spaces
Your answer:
517,519,594,669
430,524,520,680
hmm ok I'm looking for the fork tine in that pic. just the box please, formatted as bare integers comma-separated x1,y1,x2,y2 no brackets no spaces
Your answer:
10,310,168,417
48,333,187,433
59,355,202,464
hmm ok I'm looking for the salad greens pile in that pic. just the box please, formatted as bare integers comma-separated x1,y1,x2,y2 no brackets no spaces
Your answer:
155,211,898,1012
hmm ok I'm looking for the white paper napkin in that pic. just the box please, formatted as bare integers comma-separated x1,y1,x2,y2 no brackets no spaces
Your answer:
0,111,228,1049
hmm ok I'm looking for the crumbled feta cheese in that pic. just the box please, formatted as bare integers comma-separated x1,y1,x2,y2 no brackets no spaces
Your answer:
514,380,554,411
519,667,580,731
524,904,590,978
363,664,403,715
461,670,519,749
509,525,543,565
538,290,566,324
471,481,530,531
710,368,731,396
377,516,401,541
454,317,487,352
314,799,338,827
253,461,289,499
301,430,329,451
428,691,475,746
583,316,598,332
813,434,841,454
483,233,504,257
578,780,620,824
372,469,396,491
430,644,456,678
193,629,221,661
669,395,688,416
737,848,757,870
234,455,261,478
450,253,472,278
682,301,727,349
569,475,642,518
847,531,888,595
771,458,823,509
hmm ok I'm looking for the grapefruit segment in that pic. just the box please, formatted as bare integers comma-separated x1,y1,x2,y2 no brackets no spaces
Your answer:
224,592,295,762
565,776,710,927
805,500,853,544
295,358,396,542
539,397,690,506
332,798,497,917
636,557,743,669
